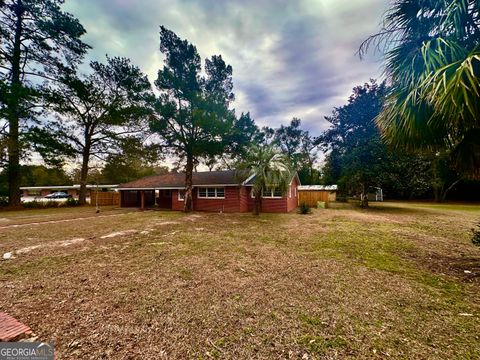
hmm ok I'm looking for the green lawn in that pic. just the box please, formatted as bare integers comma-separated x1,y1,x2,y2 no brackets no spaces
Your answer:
0,202,479,359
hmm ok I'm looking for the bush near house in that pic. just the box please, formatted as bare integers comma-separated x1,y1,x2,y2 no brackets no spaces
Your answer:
1,198,81,210
298,202,311,214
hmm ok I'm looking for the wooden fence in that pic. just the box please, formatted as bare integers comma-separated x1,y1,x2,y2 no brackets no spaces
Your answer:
298,190,332,207
90,191,120,206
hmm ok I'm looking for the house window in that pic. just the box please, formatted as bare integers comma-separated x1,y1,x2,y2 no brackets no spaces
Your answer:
289,186,292,198
197,187,225,199
178,190,185,201
216,187,225,198
262,187,283,198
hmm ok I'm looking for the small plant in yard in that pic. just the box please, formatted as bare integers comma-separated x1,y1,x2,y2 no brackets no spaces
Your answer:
298,202,311,215
472,222,480,247
22,200,44,209
66,198,81,207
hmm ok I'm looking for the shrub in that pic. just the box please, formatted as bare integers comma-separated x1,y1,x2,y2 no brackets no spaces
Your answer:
46,200,59,208
472,223,480,247
298,202,311,215
0,196,8,207
22,200,41,209
66,198,80,207
23,200,59,209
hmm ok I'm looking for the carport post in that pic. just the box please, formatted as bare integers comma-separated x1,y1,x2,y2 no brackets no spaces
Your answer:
140,190,145,210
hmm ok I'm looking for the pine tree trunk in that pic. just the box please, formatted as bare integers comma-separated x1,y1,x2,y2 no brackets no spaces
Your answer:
184,153,194,212
7,111,20,207
7,0,24,207
78,140,91,205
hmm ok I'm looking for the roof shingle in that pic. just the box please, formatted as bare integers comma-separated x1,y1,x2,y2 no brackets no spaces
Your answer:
118,170,240,189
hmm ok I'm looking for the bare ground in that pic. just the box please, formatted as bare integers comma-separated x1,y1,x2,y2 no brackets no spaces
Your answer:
0,202,479,359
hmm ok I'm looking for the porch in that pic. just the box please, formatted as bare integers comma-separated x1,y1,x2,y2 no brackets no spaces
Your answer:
119,189,176,210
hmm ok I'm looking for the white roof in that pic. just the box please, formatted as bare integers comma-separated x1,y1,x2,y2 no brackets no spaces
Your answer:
298,185,338,191
20,184,118,190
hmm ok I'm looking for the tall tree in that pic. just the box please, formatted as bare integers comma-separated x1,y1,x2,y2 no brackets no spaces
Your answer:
204,112,262,170
271,118,319,184
236,145,292,215
102,137,162,184
319,81,433,205
43,56,154,204
20,164,71,186
151,27,236,212
0,0,89,206
360,0,480,179
0,164,71,196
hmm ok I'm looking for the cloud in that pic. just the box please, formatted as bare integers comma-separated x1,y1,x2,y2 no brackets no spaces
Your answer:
64,0,388,136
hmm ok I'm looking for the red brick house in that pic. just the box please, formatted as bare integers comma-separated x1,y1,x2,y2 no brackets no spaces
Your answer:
117,170,300,213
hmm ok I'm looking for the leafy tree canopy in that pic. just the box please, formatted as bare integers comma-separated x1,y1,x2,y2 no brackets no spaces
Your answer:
102,137,163,184
318,80,433,202
262,118,320,184
39,56,154,204
360,0,480,178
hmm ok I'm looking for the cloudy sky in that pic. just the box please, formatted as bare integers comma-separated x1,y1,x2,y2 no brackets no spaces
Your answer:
64,0,388,137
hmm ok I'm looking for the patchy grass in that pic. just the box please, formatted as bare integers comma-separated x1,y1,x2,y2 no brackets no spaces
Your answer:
0,202,479,359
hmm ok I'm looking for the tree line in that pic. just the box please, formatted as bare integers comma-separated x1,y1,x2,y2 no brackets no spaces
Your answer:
1,0,478,210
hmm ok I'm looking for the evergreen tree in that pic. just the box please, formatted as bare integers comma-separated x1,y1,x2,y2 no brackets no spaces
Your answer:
0,0,89,206
150,27,236,212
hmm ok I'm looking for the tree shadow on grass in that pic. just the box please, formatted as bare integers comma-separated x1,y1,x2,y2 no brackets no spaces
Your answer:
330,201,433,216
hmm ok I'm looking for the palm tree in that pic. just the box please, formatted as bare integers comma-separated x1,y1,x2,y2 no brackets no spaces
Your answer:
360,0,480,179
236,145,293,215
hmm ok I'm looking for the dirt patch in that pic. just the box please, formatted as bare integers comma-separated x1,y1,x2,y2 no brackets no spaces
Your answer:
0,213,126,230
184,214,203,222
13,238,87,256
58,238,86,247
155,221,180,226
100,230,137,239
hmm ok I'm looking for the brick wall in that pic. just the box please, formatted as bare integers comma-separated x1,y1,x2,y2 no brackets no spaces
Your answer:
193,186,241,212
245,187,289,213
239,186,250,213
244,177,298,213
171,190,184,211
122,182,298,213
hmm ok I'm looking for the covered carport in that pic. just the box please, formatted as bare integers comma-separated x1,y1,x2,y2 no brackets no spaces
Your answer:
119,188,156,209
